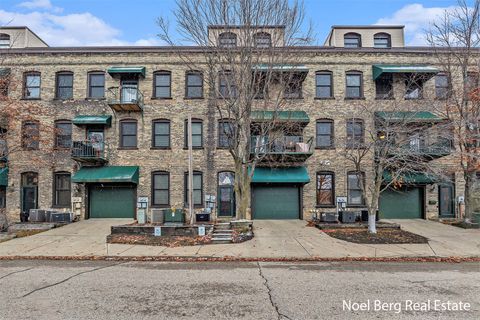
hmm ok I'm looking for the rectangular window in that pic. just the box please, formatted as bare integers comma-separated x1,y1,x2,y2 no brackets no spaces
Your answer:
152,121,170,148
152,172,169,206
347,172,364,205
284,75,303,98
185,120,203,148
317,173,334,206
55,122,72,148
186,73,203,98
0,187,5,208
316,120,333,148
0,72,9,97
346,73,362,98
120,121,137,148
88,73,105,98
346,119,364,148
24,73,41,99
154,72,171,98
375,74,393,99
219,73,237,98
218,121,234,148
185,172,203,206
22,122,39,150
316,72,333,98
56,73,73,100
435,74,449,99
54,173,71,207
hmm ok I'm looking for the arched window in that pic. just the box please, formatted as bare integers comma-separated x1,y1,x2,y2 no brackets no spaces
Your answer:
152,119,170,148
374,33,391,48
185,71,203,98
184,118,203,148
22,121,40,150
184,171,203,207
53,172,71,208
23,71,41,99
0,34,10,48
55,71,74,100
218,32,237,48
345,71,363,98
347,171,365,205
316,119,334,148
346,118,364,148
344,33,361,48
254,32,271,48
153,70,171,98
218,70,237,98
54,120,72,148
315,71,333,98
119,119,137,148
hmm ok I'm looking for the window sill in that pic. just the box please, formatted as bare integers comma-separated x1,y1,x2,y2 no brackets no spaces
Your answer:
344,97,365,100
53,98,74,101
375,97,395,100
315,146,335,150
51,205,70,209
151,97,173,100
150,204,170,208
117,147,138,150
85,97,106,101
150,147,171,150
314,97,335,100
184,97,204,100
316,205,336,208
283,97,304,100
346,205,367,208
404,97,423,100
183,147,204,150
21,98,41,101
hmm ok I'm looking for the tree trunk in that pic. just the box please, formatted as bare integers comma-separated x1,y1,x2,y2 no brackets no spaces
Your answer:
464,171,476,222
234,160,251,220
368,213,377,234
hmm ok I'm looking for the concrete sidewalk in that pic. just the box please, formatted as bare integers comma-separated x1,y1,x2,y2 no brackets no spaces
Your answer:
0,219,478,259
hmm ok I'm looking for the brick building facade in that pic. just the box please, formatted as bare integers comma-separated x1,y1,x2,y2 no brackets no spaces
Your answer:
0,25,472,226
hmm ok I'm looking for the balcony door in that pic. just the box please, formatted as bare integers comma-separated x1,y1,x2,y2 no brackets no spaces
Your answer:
121,80,138,103
87,127,104,152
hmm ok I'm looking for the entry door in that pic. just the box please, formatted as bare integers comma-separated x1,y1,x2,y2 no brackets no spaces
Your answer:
218,172,235,217
439,184,455,217
22,187,37,215
87,128,104,152
121,80,138,103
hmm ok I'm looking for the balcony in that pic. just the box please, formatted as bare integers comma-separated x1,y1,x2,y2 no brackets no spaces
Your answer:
251,135,314,163
71,140,108,165
106,86,143,112
388,139,453,160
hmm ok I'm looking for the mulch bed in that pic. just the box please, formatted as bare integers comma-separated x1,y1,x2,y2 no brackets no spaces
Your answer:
322,228,428,244
107,234,212,247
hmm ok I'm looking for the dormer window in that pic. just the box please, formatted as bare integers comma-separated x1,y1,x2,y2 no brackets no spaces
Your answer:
0,34,10,48
344,33,361,48
254,32,272,48
374,33,391,48
218,32,237,48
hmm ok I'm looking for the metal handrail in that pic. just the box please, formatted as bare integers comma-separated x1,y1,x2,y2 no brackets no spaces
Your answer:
71,140,107,160
251,135,313,153
107,86,144,107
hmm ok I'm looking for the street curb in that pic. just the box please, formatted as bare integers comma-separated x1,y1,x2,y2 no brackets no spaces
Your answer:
0,255,479,263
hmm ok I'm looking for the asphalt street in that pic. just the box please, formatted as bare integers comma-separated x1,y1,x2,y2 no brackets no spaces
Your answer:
0,260,478,320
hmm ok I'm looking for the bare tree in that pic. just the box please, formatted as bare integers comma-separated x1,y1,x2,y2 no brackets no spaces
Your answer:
158,0,312,220
426,0,480,223
339,77,454,233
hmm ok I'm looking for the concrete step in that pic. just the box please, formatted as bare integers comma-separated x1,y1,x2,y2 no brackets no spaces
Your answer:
212,233,234,237
213,229,233,233
211,237,232,243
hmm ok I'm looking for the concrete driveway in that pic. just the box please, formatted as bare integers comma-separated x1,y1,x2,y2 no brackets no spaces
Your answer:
0,219,478,258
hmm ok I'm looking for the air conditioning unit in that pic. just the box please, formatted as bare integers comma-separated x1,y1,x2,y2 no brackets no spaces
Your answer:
29,209,46,222
49,212,72,223
151,209,164,224
341,211,357,223
321,212,337,222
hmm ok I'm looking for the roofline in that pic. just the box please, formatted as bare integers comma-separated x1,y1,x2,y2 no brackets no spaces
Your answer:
331,25,405,29
1,45,477,55
0,26,49,47
208,25,286,29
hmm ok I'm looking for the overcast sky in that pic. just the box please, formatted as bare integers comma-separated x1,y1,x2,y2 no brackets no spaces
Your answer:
0,0,467,46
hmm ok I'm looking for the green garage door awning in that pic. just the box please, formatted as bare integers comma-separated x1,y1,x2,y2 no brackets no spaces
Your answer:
375,111,444,123
72,115,112,126
252,167,310,184
107,66,146,77
251,111,310,123
372,65,439,80
383,171,437,184
72,166,139,184
0,167,8,186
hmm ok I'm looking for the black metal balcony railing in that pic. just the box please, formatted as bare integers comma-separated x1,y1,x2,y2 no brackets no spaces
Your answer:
71,140,108,163
389,138,453,159
106,86,144,111
251,135,313,163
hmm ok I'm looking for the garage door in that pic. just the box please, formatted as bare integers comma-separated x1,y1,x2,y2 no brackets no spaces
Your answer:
89,185,135,218
252,185,300,219
379,187,423,219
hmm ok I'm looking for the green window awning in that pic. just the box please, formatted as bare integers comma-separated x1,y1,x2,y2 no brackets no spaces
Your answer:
107,66,146,77
253,64,309,72
375,111,444,123
383,171,437,184
72,115,112,126
72,166,139,184
0,167,8,186
372,65,439,80
252,167,310,184
251,111,310,123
